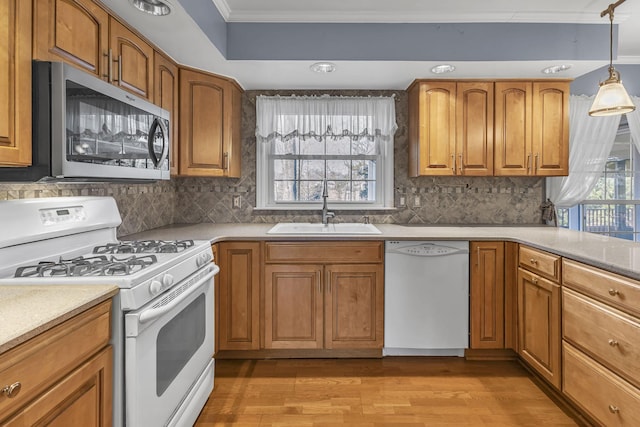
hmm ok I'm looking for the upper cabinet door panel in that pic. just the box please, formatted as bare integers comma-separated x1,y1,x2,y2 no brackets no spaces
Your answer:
494,82,532,176
179,69,226,176
532,82,569,176
154,52,179,175
109,19,154,100
0,0,32,166
33,0,109,78
456,82,494,175
415,82,456,176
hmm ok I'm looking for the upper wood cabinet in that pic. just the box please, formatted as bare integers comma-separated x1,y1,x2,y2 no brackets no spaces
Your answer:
409,81,493,176
470,241,505,349
109,19,154,100
33,0,154,101
154,52,179,175
179,68,242,177
409,79,569,177
33,0,109,79
494,81,569,176
0,0,32,166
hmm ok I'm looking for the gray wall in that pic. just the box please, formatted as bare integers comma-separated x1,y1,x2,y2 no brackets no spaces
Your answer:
571,64,640,96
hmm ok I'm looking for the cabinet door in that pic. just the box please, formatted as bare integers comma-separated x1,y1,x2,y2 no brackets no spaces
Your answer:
264,265,324,349
154,52,179,176
0,0,31,166
470,242,505,349
456,82,494,176
518,267,561,389
325,264,384,349
109,19,154,100
179,69,239,177
33,0,109,79
409,81,456,176
494,82,532,176
2,347,112,427
532,82,569,176
218,242,261,351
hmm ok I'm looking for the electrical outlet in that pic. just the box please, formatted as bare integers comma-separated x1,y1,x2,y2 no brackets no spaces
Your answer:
232,195,241,209
414,195,421,207
399,196,406,207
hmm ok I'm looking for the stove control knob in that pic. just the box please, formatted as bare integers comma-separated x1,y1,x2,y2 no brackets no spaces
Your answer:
149,280,163,296
196,253,211,267
162,274,174,288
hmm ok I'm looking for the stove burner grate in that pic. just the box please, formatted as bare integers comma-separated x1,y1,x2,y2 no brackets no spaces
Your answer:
14,254,158,278
93,239,195,254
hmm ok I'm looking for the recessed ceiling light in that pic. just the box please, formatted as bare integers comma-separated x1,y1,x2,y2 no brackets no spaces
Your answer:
430,64,456,74
310,62,336,73
541,64,572,74
130,0,172,16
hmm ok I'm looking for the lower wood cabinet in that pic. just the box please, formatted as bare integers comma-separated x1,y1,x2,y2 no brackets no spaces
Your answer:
216,242,261,351
0,300,113,426
469,241,505,349
517,266,561,389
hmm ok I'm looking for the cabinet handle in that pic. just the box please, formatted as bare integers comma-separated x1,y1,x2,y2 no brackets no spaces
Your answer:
608,288,620,296
459,153,464,174
608,405,620,414
527,154,532,172
451,154,456,174
534,153,539,171
1,382,21,398
105,49,113,82
608,339,619,347
529,258,538,265
223,152,229,170
114,55,122,83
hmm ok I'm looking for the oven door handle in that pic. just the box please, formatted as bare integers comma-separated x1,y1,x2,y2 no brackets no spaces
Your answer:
138,265,218,325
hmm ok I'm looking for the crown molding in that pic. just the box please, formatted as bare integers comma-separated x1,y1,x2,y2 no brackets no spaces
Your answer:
210,0,231,20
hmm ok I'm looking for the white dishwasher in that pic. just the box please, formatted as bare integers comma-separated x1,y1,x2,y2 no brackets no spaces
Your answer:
384,240,469,357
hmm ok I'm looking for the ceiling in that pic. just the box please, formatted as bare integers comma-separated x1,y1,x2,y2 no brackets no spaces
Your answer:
102,0,640,90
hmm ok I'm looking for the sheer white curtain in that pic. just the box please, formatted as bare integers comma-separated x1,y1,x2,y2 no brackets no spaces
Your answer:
627,96,640,152
546,95,622,208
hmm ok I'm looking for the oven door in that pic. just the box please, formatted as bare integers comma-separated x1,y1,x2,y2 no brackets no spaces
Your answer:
124,264,218,427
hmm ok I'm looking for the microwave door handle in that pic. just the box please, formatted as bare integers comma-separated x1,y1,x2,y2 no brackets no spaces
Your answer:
147,117,169,168
138,266,219,325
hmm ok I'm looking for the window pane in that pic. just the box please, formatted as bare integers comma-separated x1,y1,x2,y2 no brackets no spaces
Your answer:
273,159,296,180
352,138,377,155
326,160,350,180
352,160,375,180
582,203,635,236
274,181,295,201
330,180,351,201
299,160,324,180
352,181,375,201
299,137,324,155
273,138,297,155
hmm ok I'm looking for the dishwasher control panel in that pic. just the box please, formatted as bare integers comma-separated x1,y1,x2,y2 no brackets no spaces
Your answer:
386,241,469,256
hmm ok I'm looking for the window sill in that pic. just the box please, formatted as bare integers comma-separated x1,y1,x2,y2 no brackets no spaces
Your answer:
253,206,398,212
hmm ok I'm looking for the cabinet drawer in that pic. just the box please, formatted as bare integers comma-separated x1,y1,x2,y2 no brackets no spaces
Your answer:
563,342,640,427
0,301,111,419
518,245,560,282
563,288,640,387
563,259,640,318
265,241,383,264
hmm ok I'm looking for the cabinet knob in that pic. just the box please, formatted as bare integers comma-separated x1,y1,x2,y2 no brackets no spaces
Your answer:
608,405,620,414
531,277,538,284
1,382,21,398
608,289,620,296
529,258,538,265
608,339,619,347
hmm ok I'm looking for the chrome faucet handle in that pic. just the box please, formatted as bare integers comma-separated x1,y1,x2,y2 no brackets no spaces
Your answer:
362,215,370,224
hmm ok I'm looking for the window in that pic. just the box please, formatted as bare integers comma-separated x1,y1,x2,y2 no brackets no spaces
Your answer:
558,124,640,241
255,96,397,210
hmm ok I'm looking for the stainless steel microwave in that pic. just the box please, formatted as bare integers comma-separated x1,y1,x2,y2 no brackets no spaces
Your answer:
0,61,170,181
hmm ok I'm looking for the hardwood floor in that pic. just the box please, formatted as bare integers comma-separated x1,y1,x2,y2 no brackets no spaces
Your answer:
195,358,578,426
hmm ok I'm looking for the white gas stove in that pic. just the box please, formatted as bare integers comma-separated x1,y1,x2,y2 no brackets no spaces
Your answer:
0,197,218,427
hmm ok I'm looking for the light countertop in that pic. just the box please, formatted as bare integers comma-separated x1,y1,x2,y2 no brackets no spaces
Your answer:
0,285,118,354
125,223,640,281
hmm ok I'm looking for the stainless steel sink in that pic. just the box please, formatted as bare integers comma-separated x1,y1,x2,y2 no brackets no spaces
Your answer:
267,222,381,235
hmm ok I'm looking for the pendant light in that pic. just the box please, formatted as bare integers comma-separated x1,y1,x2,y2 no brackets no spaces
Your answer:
589,0,635,116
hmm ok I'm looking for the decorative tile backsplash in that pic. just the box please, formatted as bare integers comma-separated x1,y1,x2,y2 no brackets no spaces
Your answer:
0,89,545,236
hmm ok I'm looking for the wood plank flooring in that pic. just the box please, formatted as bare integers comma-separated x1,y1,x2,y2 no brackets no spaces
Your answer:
195,358,579,426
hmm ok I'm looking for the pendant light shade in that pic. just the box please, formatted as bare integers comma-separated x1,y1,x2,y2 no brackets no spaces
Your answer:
588,0,636,117
589,67,636,116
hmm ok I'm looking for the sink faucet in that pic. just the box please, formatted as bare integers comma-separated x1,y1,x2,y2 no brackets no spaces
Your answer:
321,180,335,225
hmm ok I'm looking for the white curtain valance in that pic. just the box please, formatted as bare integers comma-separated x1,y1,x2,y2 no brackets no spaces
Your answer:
255,95,398,143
